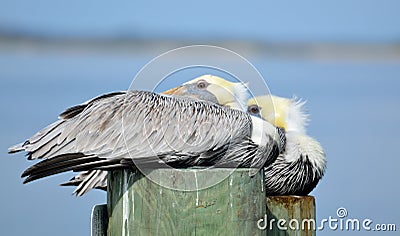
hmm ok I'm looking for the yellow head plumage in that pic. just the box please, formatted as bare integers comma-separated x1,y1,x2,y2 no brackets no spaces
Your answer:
247,95,309,133
163,74,249,110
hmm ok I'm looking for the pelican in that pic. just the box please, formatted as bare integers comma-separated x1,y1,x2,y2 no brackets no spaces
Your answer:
8,75,284,193
61,81,326,197
61,74,252,195
247,95,326,195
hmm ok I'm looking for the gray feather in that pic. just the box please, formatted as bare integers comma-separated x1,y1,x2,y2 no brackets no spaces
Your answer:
10,90,281,189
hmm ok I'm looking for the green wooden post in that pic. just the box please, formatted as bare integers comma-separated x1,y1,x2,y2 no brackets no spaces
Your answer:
265,196,316,236
91,169,317,236
91,204,108,236
107,168,267,235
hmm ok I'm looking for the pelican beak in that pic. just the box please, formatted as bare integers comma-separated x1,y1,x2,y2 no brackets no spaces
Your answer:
162,86,186,95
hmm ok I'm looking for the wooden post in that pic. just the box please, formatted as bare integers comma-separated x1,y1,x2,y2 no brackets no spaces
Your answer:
107,168,267,235
91,204,108,236
265,196,316,236
91,169,317,235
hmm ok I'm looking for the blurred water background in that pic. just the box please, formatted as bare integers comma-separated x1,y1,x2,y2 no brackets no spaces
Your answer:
1,1,399,235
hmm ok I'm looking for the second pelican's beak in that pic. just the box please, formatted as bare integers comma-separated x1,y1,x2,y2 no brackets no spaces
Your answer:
162,86,186,95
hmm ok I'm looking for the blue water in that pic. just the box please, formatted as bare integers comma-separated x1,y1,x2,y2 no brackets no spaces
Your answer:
1,0,400,42
0,49,399,235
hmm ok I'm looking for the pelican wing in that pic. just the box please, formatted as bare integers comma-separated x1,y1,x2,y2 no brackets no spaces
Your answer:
60,170,107,196
62,127,285,196
10,91,257,183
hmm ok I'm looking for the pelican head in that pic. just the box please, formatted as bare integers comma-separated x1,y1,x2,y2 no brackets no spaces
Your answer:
163,74,249,111
247,95,309,134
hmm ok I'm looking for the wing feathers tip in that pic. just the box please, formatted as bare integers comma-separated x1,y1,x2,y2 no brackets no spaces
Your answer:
8,142,26,154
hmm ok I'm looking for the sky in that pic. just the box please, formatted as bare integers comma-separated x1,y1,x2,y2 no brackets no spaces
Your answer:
0,1,400,235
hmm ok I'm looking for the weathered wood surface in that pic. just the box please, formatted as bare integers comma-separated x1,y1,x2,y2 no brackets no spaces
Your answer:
91,204,108,236
265,196,316,236
107,168,267,236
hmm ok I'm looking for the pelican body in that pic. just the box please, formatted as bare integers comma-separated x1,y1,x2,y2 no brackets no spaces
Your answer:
9,75,284,195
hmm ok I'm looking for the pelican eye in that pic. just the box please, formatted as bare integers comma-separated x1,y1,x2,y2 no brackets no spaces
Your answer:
247,104,261,115
196,79,209,89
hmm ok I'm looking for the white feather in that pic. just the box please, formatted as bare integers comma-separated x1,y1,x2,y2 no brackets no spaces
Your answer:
232,83,250,111
250,116,279,147
284,131,326,172
286,97,309,134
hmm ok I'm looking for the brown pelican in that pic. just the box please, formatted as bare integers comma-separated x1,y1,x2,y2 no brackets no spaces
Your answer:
247,95,326,195
8,75,284,194
60,79,326,197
